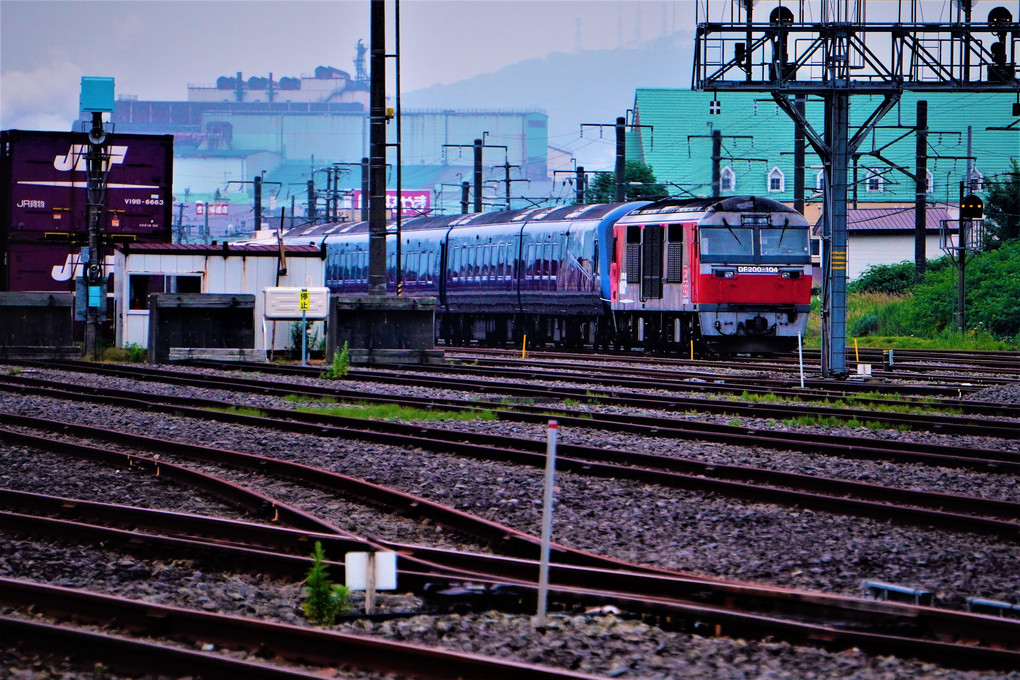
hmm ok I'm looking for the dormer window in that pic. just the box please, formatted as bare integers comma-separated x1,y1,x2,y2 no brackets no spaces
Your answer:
767,166,785,193
720,166,736,193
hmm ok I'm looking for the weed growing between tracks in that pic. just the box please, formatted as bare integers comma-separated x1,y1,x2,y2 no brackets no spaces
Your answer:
302,541,351,625
205,405,268,418
782,414,911,431
287,397,497,422
324,342,351,379
731,391,963,416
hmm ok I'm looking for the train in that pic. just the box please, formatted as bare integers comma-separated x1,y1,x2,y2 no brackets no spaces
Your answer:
312,195,813,354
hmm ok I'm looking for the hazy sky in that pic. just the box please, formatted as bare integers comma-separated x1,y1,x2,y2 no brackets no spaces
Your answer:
1,0,694,130
1,0,984,132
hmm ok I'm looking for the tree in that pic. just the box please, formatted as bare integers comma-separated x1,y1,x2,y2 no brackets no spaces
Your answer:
983,159,1020,246
587,160,669,203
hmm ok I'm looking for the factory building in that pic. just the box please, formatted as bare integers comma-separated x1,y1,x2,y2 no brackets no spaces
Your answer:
97,63,549,240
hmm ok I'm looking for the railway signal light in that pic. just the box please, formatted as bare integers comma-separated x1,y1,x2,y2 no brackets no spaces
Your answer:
960,194,984,220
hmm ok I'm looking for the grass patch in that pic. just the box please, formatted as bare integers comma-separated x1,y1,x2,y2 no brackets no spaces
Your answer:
806,291,1018,351
498,397,535,406
206,405,267,418
783,414,907,430
284,394,338,406
735,391,960,416
297,401,496,422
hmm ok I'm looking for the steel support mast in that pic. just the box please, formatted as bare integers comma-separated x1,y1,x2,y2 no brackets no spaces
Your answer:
368,0,387,295
693,0,1020,377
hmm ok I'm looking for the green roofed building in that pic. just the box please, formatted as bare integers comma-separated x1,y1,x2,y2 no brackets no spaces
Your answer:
629,89,1018,207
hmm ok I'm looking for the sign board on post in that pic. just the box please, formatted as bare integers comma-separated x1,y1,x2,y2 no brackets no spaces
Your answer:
346,551,397,614
264,287,329,320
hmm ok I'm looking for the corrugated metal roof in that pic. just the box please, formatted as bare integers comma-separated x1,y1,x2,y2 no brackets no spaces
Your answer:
812,205,954,233
117,243,322,256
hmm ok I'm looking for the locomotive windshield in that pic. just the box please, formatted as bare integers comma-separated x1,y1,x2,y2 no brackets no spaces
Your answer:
759,226,811,260
699,226,754,263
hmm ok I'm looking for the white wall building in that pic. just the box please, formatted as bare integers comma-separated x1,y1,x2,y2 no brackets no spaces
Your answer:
113,242,326,353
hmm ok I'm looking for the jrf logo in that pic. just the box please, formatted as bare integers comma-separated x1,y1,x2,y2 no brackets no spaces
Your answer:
53,145,129,172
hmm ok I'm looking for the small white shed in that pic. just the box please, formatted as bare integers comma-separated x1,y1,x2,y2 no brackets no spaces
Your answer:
113,242,326,352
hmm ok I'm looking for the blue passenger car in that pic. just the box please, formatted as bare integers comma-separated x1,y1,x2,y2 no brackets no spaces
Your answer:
323,202,647,347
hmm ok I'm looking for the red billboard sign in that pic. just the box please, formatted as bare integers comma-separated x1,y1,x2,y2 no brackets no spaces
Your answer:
195,202,230,216
351,190,431,217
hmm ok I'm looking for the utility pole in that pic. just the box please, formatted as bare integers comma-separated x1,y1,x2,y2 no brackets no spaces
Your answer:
615,116,625,202
581,114,652,202
794,95,806,214
174,201,186,243
552,166,587,204
443,136,507,213
687,130,764,197
254,175,263,232
914,100,928,282
490,159,527,209
227,173,280,236
307,180,316,225
474,139,483,212
361,157,369,221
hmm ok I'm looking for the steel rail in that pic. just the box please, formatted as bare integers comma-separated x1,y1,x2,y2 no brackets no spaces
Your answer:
0,581,603,680
6,503,1020,662
441,347,1020,382
5,536,1020,672
3,371,1019,475
7,360,1020,439
2,384,1020,546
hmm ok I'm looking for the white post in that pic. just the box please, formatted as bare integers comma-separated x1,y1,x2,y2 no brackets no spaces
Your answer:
536,420,558,627
365,552,376,614
797,332,805,389
301,309,308,366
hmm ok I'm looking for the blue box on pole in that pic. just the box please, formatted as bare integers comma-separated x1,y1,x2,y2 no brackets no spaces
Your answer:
80,77,115,112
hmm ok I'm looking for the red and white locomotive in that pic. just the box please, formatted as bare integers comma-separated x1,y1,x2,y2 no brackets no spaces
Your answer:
608,196,812,353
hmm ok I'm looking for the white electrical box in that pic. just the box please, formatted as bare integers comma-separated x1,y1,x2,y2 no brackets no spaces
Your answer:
264,287,329,320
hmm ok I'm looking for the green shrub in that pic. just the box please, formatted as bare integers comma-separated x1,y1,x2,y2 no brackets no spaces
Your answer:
848,261,917,295
850,314,880,337
324,341,351,379
302,541,351,625
100,343,146,363
290,322,325,355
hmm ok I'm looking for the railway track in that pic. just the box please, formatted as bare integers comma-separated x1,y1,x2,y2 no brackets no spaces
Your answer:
4,358,1020,676
2,580,602,680
5,467,1020,673
440,346,1020,385
11,359,1020,437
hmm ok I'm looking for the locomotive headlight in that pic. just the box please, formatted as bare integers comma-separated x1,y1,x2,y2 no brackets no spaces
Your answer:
714,269,736,279
781,270,800,279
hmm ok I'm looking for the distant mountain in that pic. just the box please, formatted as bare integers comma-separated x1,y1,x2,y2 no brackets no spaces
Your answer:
402,33,695,168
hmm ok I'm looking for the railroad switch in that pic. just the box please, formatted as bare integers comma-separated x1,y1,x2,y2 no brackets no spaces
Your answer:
966,597,1020,619
422,583,527,614
863,580,933,606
